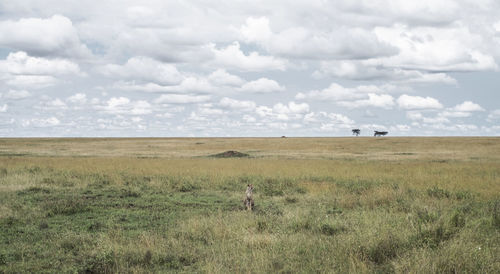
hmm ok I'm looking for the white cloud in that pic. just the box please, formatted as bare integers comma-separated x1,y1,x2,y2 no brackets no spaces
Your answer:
393,124,411,132
296,83,381,101
314,60,457,85
253,101,310,122
451,101,484,112
208,69,245,86
3,89,31,99
438,101,485,118
439,111,472,118
0,15,91,58
67,93,87,104
495,21,500,32
130,101,153,115
487,109,500,121
0,52,81,89
243,115,256,123
211,42,288,71
315,112,355,125
240,17,273,45
406,111,450,124
239,78,285,93
2,0,500,137
23,117,61,127
297,83,393,109
273,102,310,114
154,94,211,104
397,94,443,110
339,93,395,109
5,75,58,89
46,98,67,109
219,97,256,111
0,104,7,112
99,97,152,115
0,52,80,75
114,76,215,93
256,106,273,117
100,56,183,85
374,24,497,72
240,16,397,60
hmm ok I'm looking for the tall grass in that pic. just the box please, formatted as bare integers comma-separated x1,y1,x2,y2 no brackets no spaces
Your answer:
0,137,499,272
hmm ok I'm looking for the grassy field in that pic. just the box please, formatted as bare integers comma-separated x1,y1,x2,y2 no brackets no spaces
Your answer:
0,137,499,273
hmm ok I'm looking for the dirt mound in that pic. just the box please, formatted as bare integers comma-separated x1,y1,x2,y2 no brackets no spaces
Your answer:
211,150,249,158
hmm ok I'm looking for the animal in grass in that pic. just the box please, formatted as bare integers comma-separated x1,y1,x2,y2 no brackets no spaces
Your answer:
374,131,388,137
352,129,360,136
244,184,254,211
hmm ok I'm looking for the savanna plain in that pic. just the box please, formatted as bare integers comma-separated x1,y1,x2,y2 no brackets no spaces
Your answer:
0,137,499,273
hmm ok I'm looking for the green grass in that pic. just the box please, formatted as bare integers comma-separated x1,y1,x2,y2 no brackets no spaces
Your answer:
0,137,499,273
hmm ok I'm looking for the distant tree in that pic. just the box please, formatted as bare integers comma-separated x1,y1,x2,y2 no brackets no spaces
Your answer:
352,129,361,136
374,131,388,137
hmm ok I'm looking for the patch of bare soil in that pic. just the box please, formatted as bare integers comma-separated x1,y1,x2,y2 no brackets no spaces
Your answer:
211,150,250,158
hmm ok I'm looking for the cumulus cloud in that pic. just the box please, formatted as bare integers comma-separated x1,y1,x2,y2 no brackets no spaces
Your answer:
273,102,310,114
154,94,211,104
219,97,256,111
374,24,498,72
297,83,393,109
487,109,500,122
208,69,245,86
304,112,354,125
406,111,450,124
67,93,87,104
0,15,91,58
114,76,215,93
451,101,484,112
240,16,398,60
239,78,285,93
98,97,152,115
339,93,395,109
2,0,500,136
3,89,31,100
22,117,61,127
99,56,183,85
0,52,81,75
296,83,380,101
397,94,443,110
253,101,310,122
0,51,82,89
314,60,457,85
5,75,58,89
210,42,288,71
438,101,485,118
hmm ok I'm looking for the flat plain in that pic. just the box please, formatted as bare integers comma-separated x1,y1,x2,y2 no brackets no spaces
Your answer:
0,137,499,273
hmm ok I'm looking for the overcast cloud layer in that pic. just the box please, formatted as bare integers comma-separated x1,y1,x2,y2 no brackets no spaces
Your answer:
1,0,499,137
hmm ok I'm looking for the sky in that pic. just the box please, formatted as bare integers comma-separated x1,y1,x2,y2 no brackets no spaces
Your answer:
0,0,499,137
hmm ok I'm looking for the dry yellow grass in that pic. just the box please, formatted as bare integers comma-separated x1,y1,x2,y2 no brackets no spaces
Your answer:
1,137,499,160
1,137,499,272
